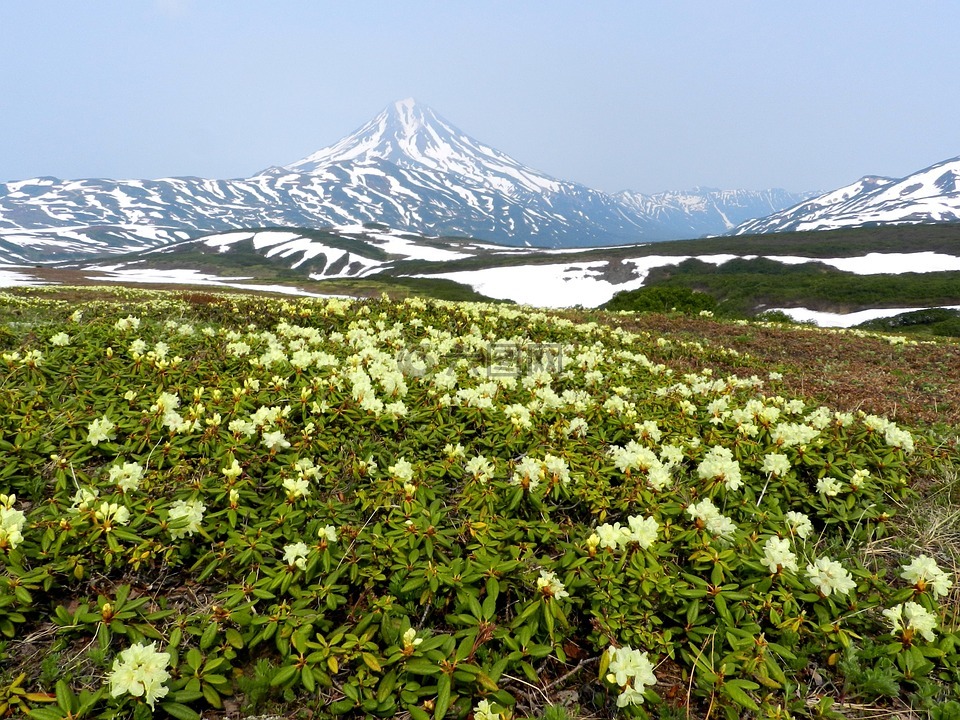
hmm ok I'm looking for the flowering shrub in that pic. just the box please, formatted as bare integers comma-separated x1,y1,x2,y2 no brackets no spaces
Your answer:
0,287,957,719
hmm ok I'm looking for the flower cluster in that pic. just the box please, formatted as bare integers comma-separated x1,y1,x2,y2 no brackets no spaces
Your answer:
696,445,742,491
0,494,26,550
167,499,206,539
108,461,145,493
686,498,737,540
87,415,116,446
536,569,569,600
283,542,309,570
760,536,798,574
108,641,171,708
806,556,856,596
605,645,657,706
592,515,659,552
883,601,937,642
900,555,953,598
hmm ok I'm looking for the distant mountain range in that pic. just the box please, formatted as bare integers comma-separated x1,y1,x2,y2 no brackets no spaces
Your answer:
0,99,809,263
1,99,959,266
734,156,960,234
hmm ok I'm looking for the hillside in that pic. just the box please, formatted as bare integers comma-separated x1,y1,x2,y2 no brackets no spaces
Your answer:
0,286,959,720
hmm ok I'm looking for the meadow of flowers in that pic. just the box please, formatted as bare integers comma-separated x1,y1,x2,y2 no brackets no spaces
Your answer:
0,287,958,719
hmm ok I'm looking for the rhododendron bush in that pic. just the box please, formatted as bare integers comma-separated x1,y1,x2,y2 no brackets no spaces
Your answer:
0,287,957,719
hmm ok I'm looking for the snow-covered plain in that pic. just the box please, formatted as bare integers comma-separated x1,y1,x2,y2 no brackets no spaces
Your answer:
1,247,958,326
768,252,960,274
421,262,649,307
418,252,960,308
85,266,344,298
0,269,50,287
770,305,960,328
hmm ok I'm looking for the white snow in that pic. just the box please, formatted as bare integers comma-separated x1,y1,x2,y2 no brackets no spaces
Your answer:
413,251,960,309
763,252,960,274
83,267,345,298
417,261,648,308
0,269,51,287
770,305,960,328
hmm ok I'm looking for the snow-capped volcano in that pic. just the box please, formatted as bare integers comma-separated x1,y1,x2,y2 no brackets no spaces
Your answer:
733,157,960,234
0,98,813,262
284,98,561,194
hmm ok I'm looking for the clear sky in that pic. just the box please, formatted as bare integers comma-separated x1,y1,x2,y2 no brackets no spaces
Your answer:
2,1,957,194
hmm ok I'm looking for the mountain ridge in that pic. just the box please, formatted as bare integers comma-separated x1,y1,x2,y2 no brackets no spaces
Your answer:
0,99,811,262
733,157,960,234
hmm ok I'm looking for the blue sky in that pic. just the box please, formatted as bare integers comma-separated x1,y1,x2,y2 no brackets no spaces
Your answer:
2,1,957,194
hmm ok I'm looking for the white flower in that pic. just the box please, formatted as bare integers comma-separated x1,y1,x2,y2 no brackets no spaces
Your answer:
388,457,414,483
282,542,310,570
464,454,494,483
760,536,798,574
318,524,338,543
596,522,631,551
50,332,70,346
595,515,659,551
222,459,242,481
402,627,423,650
0,505,26,550
900,555,953,599
69,309,83,322
443,443,465,459
816,477,843,497
566,417,589,438
108,462,145,493
686,498,737,540
543,454,571,485
114,315,141,331
150,392,180,415
883,601,937,642
87,415,116,446
785,511,813,540
806,556,856,596
282,476,310,500
605,645,657,706
511,456,544,490
262,430,290,451
168,499,205,539
696,446,743,491
761,453,791,477
536,569,569,600
473,699,501,720
70,487,99,512
95,502,131,526
626,515,658,549
771,422,819,447
108,641,171,708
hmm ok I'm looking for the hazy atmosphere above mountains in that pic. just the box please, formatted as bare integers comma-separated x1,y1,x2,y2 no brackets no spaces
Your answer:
2,2,959,196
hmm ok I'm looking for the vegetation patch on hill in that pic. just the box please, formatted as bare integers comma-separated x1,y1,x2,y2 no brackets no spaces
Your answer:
1,287,959,720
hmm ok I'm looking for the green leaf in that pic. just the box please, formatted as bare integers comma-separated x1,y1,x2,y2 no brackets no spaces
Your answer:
722,680,759,711
199,620,218,650
301,666,316,693
361,652,383,673
201,682,223,709
159,702,202,720
405,659,442,676
270,664,299,687
435,674,451,720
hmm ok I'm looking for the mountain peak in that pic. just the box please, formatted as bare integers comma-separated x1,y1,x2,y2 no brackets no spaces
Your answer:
279,99,565,194
282,98,458,174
